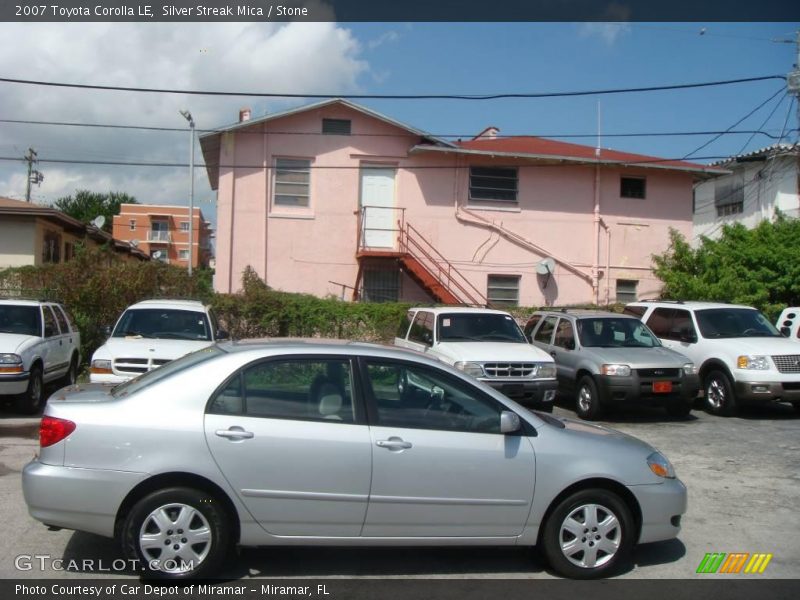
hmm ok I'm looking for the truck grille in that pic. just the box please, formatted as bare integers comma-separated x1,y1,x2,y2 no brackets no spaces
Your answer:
483,363,538,378
771,355,800,374
114,357,171,375
636,368,681,378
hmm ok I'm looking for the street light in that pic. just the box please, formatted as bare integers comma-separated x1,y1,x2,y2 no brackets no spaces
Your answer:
179,109,195,276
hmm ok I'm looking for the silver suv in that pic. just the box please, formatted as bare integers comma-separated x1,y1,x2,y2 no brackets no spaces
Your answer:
524,310,700,420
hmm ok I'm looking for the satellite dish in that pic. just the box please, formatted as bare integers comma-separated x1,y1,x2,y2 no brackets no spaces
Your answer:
536,258,556,275
92,215,106,229
153,250,162,259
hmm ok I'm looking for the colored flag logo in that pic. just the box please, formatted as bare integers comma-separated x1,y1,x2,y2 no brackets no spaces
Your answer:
696,553,773,574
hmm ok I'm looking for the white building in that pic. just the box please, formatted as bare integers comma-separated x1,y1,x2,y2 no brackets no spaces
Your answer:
693,144,799,241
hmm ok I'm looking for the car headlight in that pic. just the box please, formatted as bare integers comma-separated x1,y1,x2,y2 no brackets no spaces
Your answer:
0,353,23,374
0,353,22,364
537,363,557,379
683,363,697,375
454,361,484,377
90,359,113,373
647,451,676,479
601,364,631,376
737,355,770,370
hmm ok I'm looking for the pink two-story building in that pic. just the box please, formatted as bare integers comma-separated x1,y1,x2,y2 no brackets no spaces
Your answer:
200,99,724,306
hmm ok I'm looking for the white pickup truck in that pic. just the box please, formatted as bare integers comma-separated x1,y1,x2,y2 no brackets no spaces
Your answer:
394,307,558,410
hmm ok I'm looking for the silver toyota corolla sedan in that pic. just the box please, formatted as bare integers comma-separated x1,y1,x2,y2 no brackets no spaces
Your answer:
23,340,686,580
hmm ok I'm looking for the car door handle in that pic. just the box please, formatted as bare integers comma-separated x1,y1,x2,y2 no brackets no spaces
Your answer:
215,428,254,440
376,438,412,450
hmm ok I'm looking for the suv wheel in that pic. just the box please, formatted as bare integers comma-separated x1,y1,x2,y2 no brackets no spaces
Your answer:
122,487,231,579
541,488,634,579
575,376,603,420
704,370,737,416
14,364,43,415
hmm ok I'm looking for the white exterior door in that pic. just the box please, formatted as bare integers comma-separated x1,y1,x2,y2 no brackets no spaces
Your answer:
360,166,396,248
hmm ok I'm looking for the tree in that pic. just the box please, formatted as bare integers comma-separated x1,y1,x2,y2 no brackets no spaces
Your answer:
54,190,137,232
652,215,800,318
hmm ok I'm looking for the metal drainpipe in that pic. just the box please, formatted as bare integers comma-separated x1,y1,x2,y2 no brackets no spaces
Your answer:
593,163,601,305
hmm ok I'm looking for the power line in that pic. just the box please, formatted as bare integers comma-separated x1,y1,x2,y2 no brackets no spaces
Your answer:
735,90,791,155
0,117,795,141
0,75,786,100
681,88,787,159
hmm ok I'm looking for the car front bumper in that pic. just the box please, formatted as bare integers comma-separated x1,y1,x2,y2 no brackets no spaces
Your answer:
596,374,700,406
0,371,29,395
89,372,132,384
480,378,558,407
629,477,687,544
22,460,148,538
733,380,800,404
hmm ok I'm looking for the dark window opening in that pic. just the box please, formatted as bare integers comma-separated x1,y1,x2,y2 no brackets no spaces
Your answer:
469,167,518,203
322,118,352,136
621,177,646,199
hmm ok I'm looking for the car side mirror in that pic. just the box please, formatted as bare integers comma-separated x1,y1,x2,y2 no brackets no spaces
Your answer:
216,329,229,340
103,325,112,337
780,326,791,337
500,411,521,434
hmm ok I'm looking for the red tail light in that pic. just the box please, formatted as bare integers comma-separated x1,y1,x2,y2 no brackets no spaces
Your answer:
40,416,76,448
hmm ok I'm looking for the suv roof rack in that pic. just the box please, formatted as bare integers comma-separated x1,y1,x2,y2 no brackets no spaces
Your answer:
638,299,684,304
0,296,57,303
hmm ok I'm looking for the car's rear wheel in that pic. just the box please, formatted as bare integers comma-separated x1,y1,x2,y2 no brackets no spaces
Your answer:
122,487,231,579
665,400,693,419
541,488,634,579
704,370,737,416
575,376,603,420
14,364,43,414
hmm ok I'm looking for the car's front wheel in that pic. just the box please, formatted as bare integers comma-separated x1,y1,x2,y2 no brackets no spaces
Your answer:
541,488,635,579
14,364,43,414
704,370,737,416
122,487,231,579
575,376,603,420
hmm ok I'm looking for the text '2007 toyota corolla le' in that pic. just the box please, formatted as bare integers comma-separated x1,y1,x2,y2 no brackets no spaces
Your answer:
23,340,686,579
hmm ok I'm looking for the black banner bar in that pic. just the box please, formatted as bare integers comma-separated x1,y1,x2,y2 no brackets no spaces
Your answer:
3,0,800,23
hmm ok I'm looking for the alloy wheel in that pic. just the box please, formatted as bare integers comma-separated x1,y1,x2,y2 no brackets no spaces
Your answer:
138,503,212,573
558,503,622,569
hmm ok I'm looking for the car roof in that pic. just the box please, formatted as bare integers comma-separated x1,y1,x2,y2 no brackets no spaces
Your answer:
410,307,513,316
0,298,51,307
219,338,435,361
627,300,756,311
126,299,207,311
531,309,630,319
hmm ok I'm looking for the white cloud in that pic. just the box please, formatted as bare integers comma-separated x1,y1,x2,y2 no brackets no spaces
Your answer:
368,30,399,50
577,23,631,46
0,22,369,229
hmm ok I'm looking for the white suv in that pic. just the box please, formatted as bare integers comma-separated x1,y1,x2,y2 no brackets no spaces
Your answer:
0,299,81,413
625,301,800,415
90,299,227,383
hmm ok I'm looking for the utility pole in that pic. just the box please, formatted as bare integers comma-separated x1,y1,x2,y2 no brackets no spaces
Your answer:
781,30,800,135
24,148,44,202
179,110,196,276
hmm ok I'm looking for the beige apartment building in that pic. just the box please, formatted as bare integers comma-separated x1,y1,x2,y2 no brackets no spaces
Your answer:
112,204,214,268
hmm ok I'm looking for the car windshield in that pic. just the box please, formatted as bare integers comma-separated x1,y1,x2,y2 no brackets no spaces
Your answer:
0,305,42,337
577,317,661,348
112,345,224,398
695,308,781,339
437,313,527,343
112,308,212,341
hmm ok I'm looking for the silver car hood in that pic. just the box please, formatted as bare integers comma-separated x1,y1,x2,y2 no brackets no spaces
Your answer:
581,345,689,367
49,382,116,403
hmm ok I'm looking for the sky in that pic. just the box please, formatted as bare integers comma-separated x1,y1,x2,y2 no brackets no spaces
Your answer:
0,21,798,233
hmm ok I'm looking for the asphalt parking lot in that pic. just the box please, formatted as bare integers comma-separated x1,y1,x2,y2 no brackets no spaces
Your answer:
0,398,798,580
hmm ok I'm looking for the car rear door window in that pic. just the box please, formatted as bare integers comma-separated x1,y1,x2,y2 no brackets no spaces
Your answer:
553,319,576,349
646,308,674,338
221,359,357,423
42,306,60,337
670,309,697,341
52,306,69,334
534,316,558,344
523,315,542,341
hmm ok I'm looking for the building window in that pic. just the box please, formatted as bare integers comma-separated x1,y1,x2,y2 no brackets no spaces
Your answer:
469,167,518,204
362,268,400,303
179,249,190,260
274,158,311,207
322,118,351,135
621,177,646,199
129,219,136,231
64,242,75,262
180,221,190,232
42,230,61,263
615,279,638,303
487,275,520,307
715,172,744,217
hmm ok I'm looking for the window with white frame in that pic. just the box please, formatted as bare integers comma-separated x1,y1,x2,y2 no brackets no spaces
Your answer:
487,275,520,307
715,172,744,217
469,167,518,204
178,249,190,260
274,158,311,207
615,279,638,303
180,221,190,232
